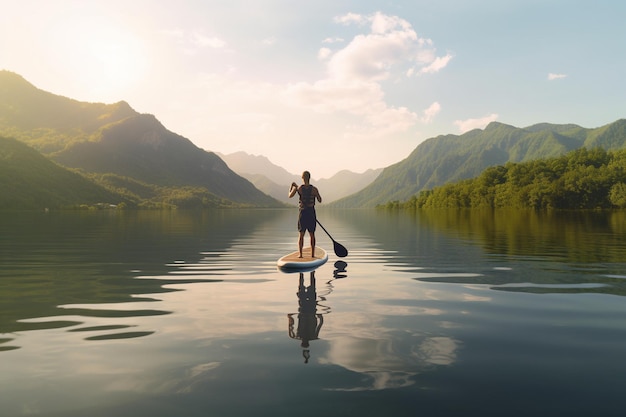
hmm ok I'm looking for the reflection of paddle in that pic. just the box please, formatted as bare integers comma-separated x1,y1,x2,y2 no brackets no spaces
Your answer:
316,219,348,258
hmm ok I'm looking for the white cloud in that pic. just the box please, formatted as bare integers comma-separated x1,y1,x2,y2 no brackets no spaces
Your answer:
318,47,332,60
454,113,499,133
327,12,451,82
327,29,417,82
548,73,567,80
284,79,384,115
370,12,413,34
418,53,454,75
284,78,417,138
334,13,365,25
322,37,345,44
284,12,450,138
421,102,441,123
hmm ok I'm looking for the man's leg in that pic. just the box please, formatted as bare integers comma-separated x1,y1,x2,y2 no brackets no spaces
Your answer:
298,231,305,257
310,231,316,257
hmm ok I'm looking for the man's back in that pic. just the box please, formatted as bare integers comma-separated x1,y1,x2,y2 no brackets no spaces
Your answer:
299,184,318,209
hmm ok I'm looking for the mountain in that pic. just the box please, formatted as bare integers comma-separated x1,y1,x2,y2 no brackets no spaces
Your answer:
0,71,281,208
52,115,278,205
0,136,124,209
333,119,626,208
315,169,382,203
4,71,624,210
0,71,136,152
217,151,299,185
217,151,299,204
218,151,382,204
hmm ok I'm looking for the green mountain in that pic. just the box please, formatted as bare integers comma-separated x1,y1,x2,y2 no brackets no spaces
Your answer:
0,136,123,209
0,71,281,208
407,147,626,210
0,71,136,153
332,119,626,208
52,114,278,205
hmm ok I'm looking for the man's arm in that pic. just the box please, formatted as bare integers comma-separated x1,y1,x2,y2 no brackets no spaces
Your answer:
288,183,299,198
314,186,322,203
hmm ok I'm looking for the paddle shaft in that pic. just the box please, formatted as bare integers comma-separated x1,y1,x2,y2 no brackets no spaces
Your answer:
316,219,335,240
316,219,348,257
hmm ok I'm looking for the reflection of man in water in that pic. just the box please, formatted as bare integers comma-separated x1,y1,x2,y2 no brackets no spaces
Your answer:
288,271,323,363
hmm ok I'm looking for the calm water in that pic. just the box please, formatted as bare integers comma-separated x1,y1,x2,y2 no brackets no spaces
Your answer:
1,209,626,417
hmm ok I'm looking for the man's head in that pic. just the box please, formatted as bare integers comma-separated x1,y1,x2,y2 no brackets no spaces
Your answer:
302,171,311,182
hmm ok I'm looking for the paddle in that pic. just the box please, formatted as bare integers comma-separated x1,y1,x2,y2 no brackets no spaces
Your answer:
316,219,348,258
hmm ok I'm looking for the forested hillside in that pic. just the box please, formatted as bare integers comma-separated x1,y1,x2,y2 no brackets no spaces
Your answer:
333,120,626,208
0,71,282,208
0,71,136,153
52,114,278,206
387,148,626,210
0,137,124,209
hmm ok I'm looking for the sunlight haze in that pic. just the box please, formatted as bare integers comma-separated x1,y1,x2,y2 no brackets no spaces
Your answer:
1,0,624,178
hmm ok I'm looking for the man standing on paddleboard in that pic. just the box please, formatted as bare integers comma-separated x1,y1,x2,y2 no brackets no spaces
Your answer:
289,171,322,258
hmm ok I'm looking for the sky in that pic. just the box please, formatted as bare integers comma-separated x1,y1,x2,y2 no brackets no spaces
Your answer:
1,0,625,179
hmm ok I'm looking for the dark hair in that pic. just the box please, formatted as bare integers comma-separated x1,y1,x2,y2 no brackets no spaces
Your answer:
302,171,311,181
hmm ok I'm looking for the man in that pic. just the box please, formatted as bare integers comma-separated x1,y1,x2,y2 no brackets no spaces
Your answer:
289,171,322,258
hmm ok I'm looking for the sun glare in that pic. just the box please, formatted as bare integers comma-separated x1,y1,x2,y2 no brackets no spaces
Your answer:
52,16,148,102
89,32,145,93
83,27,147,100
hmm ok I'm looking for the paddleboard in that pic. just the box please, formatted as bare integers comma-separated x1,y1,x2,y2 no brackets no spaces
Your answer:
277,246,328,271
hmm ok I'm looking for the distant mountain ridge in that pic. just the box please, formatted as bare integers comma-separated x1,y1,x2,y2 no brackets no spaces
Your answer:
218,151,382,204
217,151,299,185
0,71,281,208
315,169,383,203
332,119,626,208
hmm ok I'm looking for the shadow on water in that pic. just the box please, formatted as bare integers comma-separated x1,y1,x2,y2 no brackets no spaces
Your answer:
0,209,290,349
334,209,626,297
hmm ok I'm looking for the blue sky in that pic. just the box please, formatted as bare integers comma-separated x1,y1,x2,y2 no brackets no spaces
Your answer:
2,0,624,178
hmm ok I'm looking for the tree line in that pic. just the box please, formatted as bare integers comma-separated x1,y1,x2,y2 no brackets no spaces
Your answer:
381,148,626,210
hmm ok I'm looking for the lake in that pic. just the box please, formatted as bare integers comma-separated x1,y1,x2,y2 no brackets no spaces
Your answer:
1,208,626,417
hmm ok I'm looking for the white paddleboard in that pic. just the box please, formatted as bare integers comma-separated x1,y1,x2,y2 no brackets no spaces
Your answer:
277,246,328,271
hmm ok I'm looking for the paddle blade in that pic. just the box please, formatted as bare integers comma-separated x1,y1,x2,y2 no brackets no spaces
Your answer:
315,219,348,257
333,241,348,258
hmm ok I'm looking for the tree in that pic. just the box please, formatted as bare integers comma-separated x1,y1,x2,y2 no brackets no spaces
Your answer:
609,183,626,208
391,148,626,210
